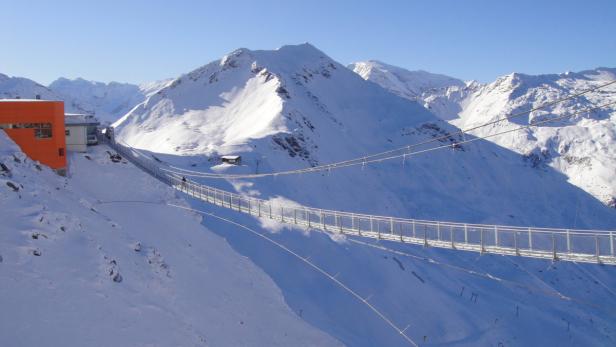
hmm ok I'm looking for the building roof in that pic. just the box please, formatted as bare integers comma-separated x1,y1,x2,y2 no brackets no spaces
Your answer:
0,99,61,103
65,113,100,126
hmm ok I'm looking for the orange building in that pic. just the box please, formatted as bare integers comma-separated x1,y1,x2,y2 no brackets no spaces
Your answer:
0,100,67,174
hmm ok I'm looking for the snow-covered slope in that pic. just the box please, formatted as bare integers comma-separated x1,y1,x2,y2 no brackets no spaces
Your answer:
111,44,616,345
349,60,465,102
0,131,340,346
354,62,616,208
49,78,172,124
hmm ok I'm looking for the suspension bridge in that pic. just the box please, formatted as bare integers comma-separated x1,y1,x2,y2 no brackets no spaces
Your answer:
103,137,616,266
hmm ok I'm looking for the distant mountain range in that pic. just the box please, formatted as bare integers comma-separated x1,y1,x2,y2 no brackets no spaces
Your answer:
0,73,171,123
351,61,616,208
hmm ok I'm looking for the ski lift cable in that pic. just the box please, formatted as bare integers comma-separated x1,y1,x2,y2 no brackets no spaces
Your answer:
159,80,616,179
160,100,616,178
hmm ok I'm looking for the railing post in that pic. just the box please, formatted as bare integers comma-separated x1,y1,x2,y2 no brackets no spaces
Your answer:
464,224,468,244
281,206,285,223
338,214,343,233
370,217,373,235
566,229,571,253
294,209,297,224
307,209,311,228
424,225,428,247
437,222,441,241
611,232,615,257
248,199,252,215
494,225,498,247
269,204,272,219
390,218,394,235
412,220,416,238
596,235,600,262
552,232,557,261
528,228,533,251
352,214,355,231
258,200,261,217
451,225,454,248
321,210,325,230
480,228,484,254
514,231,519,255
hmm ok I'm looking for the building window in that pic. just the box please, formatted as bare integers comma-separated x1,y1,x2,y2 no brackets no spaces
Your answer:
65,129,70,136
34,123,52,138
58,148,65,157
1,122,53,138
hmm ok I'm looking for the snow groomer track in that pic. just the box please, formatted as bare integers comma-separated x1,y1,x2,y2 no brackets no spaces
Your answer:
106,138,616,265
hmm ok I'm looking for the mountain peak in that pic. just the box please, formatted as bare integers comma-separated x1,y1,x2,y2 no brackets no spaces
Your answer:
350,60,464,100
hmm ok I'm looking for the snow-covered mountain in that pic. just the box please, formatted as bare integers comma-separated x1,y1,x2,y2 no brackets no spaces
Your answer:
349,60,465,102
352,62,616,208
49,77,172,123
110,44,616,345
0,131,340,346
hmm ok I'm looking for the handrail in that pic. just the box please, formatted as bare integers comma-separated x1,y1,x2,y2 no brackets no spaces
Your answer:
101,135,616,265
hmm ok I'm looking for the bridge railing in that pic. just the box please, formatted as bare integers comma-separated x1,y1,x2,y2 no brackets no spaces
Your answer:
103,136,616,265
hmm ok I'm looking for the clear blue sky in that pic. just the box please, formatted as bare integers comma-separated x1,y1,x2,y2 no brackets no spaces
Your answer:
1,0,614,85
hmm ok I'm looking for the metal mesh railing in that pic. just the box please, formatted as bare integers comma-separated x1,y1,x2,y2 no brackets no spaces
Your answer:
103,136,616,265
